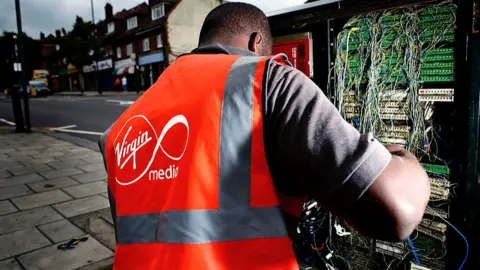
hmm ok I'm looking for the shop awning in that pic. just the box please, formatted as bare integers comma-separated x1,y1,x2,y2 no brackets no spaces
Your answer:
113,66,135,76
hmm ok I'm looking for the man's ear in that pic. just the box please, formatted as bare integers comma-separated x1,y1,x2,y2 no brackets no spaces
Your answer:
248,32,263,55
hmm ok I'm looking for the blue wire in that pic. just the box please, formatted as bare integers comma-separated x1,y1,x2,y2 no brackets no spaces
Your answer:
408,237,422,266
426,206,470,270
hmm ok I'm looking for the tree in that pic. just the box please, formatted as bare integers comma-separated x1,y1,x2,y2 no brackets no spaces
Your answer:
0,31,42,91
61,16,100,70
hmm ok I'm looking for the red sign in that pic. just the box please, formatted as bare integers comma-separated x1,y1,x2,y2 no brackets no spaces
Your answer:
273,36,313,78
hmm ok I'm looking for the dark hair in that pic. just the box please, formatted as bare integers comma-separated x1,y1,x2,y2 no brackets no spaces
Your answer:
198,2,272,53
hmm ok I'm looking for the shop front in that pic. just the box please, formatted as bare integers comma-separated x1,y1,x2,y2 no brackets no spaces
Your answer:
82,62,97,91
97,59,114,91
67,64,80,91
138,51,164,89
113,58,136,91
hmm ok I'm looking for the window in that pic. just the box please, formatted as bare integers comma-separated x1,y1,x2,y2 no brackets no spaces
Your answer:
126,43,133,56
127,16,138,30
117,47,122,58
143,38,150,52
152,3,165,20
156,34,163,48
107,22,115,34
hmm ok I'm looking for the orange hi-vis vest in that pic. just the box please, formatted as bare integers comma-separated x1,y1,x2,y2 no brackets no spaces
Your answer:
102,54,301,270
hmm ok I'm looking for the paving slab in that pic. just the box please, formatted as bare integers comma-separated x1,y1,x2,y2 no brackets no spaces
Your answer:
70,210,116,250
0,258,23,270
17,235,113,270
12,189,73,210
100,192,109,199
38,219,84,243
55,154,95,162
15,145,48,151
53,195,110,218
0,173,44,188
71,171,107,183
61,148,93,155
39,167,84,180
0,206,63,234
76,257,114,270
0,148,17,155
62,181,108,198
29,152,66,160
0,170,11,179
0,228,51,261
0,185,34,200
0,200,17,216
27,177,80,193
77,163,105,173
47,159,88,170
7,164,52,176
81,156,104,164
20,158,58,166
6,150,41,158
0,161,24,170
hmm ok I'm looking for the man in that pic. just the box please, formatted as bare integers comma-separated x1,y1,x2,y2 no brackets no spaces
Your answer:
121,76,127,92
114,77,120,91
99,3,430,269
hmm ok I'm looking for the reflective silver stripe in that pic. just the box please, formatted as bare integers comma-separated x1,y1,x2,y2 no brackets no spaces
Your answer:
219,56,257,208
116,57,288,244
118,208,286,244
98,127,111,171
98,126,118,242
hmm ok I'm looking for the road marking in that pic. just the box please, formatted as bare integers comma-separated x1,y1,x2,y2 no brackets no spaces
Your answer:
106,100,135,106
49,124,103,136
0,119,16,126
54,129,104,136
50,125,77,131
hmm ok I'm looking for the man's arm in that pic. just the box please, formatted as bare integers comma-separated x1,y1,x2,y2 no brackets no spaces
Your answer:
264,63,430,241
337,145,430,241
98,130,118,242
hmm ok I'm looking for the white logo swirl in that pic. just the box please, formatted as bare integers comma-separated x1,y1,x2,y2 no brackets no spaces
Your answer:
113,114,189,186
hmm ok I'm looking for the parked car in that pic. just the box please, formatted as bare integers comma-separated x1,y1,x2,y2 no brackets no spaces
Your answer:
4,82,52,97
28,80,52,97
3,85,23,97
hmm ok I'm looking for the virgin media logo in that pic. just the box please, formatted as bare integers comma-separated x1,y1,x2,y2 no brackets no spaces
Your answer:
112,114,189,186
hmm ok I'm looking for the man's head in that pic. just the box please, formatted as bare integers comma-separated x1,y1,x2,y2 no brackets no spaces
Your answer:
198,2,273,56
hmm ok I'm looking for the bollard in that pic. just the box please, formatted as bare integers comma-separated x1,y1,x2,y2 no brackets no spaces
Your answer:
10,85,25,132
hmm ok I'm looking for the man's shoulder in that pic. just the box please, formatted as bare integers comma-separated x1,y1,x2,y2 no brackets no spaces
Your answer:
265,60,319,101
267,60,312,86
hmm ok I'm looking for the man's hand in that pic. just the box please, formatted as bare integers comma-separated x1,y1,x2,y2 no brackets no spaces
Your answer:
340,144,430,241
384,144,417,160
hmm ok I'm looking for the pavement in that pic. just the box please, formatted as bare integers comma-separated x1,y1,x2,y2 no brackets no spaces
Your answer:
0,94,139,142
0,129,115,270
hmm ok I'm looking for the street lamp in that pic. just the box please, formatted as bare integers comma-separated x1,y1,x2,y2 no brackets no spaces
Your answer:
90,0,101,94
14,0,31,132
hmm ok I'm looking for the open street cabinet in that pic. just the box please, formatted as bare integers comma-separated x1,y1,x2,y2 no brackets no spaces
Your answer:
269,0,480,269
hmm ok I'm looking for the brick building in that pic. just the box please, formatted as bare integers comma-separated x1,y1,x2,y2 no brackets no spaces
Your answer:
39,30,70,91
94,1,178,91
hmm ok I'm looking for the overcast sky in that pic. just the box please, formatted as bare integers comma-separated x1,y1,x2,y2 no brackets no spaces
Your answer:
0,0,305,39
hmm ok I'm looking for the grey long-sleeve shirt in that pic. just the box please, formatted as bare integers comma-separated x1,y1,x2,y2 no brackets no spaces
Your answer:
190,45,391,211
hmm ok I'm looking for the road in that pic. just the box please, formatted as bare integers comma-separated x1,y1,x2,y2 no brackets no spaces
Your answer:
0,94,139,141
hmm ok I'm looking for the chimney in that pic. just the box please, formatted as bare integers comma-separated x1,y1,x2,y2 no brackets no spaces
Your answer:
40,32,45,40
105,3,113,19
55,29,61,38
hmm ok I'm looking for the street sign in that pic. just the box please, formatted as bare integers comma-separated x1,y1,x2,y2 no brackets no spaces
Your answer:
13,62,22,72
